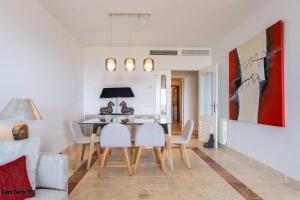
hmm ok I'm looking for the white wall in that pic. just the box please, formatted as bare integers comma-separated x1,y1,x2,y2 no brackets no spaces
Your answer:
0,0,83,152
84,47,210,118
212,0,300,181
172,71,199,130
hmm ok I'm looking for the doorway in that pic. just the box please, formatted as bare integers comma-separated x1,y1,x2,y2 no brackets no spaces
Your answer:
171,78,184,134
171,71,199,136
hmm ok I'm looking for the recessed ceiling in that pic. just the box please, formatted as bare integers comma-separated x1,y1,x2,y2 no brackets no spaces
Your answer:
38,0,271,47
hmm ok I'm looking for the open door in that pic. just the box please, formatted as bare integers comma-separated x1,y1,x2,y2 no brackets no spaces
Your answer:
198,64,219,148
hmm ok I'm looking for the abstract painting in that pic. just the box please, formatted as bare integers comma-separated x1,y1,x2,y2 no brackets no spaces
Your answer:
229,20,285,127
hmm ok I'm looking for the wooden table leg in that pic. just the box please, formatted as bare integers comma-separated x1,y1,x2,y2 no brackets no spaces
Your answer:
165,134,174,170
87,133,96,170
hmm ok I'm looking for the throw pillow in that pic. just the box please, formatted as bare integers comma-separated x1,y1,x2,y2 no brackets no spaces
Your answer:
0,137,40,189
0,156,35,199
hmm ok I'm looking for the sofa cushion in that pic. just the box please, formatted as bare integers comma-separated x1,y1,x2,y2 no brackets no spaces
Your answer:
36,154,68,191
26,189,67,200
0,156,35,199
0,137,40,189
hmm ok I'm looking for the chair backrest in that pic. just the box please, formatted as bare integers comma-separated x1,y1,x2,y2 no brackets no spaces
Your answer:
70,120,86,143
182,120,194,142
100,123,131,148
135,123,165,147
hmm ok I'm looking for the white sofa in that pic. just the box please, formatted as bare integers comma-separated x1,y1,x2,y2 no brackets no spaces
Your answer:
28,153,68,200
0,137,68,200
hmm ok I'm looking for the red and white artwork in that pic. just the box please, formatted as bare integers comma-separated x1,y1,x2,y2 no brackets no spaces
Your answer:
229,21,285,127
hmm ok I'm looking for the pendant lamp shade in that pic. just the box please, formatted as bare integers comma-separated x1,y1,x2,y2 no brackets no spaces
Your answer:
124,58,136,71
143,58,154,72
105,58,117,71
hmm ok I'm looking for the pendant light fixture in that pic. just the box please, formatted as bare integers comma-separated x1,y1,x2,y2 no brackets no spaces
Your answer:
106,13,153,72
143,15,154,72
105,14,117,71
124,15,136,72
124,58,136,71
105,58,117,71
143,58,154,72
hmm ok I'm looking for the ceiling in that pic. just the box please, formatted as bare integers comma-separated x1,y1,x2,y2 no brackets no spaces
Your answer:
38,0,271,47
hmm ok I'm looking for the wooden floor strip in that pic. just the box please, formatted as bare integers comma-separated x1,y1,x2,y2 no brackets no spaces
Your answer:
192,148,263,200
68,152,98,194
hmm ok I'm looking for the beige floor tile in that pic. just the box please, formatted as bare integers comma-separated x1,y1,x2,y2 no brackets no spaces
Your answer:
138,190,175,200
203,182,244,200
67,139,300,200
167,176,198,191
137,177,170,191
231,171,286,184
248,183,300,200
172,189,210,200
102,189,139,200
81,176,138,191
69,182,105,200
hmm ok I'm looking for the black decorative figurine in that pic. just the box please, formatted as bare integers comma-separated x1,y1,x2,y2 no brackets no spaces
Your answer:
204,134,215,148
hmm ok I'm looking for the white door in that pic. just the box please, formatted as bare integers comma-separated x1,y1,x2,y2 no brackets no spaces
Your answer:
198,64,219,148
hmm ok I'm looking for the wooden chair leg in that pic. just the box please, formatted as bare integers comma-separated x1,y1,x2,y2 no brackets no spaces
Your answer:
153,147,163,169
80,144,86,161
98,148,109,176
157,147,167,174
133,147,143,174
131,147,137,164
153,147,160,164
123,148,133,176
179,145,184,160
73,144,82,170
161,147,167,161
105,149,110,167
182,144,191,169
130,147,134,156
96,144,102,166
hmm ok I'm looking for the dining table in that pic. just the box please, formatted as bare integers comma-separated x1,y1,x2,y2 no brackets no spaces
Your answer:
78,116,174,170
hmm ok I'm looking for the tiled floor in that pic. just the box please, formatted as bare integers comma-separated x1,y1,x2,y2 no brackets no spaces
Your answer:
65,139,300,200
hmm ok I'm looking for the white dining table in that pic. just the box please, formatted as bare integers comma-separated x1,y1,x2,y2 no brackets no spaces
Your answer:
78,117,174,170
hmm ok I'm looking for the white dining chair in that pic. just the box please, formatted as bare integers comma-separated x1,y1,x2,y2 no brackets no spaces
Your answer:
97,123,132,176
133,123,166,174
70,120,100,169
170,120,194,169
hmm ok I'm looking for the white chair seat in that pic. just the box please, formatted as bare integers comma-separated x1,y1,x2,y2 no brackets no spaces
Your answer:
133,123,167,174
97,123,133,176
169,120,194,169
170,135,188,144
70,120,100,169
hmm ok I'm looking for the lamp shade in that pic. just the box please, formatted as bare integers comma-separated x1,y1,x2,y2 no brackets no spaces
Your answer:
0,98,42,121
143,58,154,72
100,87,134,98
105,58,117,71
124,58,136,71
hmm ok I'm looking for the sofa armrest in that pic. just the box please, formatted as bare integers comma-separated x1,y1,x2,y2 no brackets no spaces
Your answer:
36,154,68,191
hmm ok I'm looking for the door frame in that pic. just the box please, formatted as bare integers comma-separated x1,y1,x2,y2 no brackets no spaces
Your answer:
198,64,219,148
